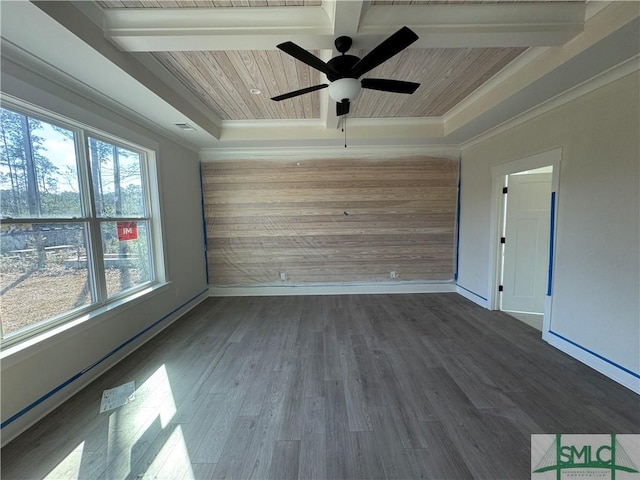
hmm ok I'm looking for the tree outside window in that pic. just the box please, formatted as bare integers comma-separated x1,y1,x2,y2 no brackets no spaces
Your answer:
0,105,158,344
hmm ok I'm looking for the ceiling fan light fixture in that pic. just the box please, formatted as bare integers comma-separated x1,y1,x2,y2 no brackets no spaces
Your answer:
272,26,419,114
328,78,361,102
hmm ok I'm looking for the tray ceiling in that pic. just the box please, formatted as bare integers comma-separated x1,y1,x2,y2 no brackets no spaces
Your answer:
91,0,587,132
153,47,525,120
9,0,636,152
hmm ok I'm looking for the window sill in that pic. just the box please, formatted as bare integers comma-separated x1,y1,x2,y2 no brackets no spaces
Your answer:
0,281,171,368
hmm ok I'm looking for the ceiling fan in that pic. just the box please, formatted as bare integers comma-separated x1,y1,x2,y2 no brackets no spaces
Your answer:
271,26,421,116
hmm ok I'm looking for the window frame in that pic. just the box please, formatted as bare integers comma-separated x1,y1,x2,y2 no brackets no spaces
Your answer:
0,98,166,348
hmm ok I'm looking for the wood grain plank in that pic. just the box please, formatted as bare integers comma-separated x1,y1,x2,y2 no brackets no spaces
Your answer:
350,431,386,480
189,463,217,480
325,380,358,480
211,415,259,479
405,421,474,480
241,371,290,479
298,396,326,480
268,440,300,480
368,406,417,479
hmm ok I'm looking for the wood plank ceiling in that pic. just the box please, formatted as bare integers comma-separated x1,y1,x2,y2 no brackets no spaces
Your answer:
150,47,524,120
97,0,581,122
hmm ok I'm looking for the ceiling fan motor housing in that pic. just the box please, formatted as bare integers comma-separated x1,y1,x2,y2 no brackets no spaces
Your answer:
326,54,360,81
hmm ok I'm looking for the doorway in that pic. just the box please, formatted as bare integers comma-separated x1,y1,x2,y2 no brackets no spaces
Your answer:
488,147,561,334
498,166,552,331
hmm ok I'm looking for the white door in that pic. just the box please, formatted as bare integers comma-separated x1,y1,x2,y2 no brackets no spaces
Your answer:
501,171,552,314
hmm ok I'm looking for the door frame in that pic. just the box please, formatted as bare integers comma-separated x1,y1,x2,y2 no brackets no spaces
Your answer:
487,148,562,332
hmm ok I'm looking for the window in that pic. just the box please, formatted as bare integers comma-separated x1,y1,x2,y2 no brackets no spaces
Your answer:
0,102,163,346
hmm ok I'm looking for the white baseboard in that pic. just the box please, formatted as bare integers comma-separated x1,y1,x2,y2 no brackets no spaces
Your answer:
456,285,490,308
0,289,209,447
543,330,640,394
209,282,456,297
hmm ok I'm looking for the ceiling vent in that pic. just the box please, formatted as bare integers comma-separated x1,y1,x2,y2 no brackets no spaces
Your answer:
174,122,196,131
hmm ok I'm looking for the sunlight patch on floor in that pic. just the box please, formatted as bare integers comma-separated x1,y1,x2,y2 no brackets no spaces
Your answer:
102,364,183,479
144,425,195,480
44,441,84,479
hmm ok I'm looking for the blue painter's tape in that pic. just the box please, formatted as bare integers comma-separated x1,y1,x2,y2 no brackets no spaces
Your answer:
199,164,210,286
547,192,556,296
456,284,488,302
1,289,208,430
549,330,640,379
454,167,462,281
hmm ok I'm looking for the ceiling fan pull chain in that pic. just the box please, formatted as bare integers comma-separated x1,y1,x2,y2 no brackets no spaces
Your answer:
344,115,347,148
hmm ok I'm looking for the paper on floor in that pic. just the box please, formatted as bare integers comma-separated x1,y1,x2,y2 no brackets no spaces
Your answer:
100,381,136,413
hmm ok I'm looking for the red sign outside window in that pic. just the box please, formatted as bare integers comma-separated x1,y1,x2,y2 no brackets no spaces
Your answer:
117,221,138,241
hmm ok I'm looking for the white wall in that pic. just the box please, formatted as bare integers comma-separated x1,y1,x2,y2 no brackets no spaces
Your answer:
0,60,208,444
458,71,640,388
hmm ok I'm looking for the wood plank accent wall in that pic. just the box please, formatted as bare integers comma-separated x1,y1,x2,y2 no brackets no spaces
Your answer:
202,157,459,287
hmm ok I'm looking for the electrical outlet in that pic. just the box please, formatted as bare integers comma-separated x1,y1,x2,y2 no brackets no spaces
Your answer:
280,272,287,281
390,271,397,279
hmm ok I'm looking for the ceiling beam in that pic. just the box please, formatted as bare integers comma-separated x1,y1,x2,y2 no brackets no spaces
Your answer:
323,0,366,37
104,7,335,52
103,3,585,52
321,0,366,130
360,3,586,48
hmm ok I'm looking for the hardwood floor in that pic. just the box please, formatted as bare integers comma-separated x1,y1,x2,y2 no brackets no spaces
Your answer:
503,311,543,331
2,294,638,479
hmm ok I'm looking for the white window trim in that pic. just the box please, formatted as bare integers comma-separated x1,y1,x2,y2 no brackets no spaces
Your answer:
0,97,167,349
0,281,171,366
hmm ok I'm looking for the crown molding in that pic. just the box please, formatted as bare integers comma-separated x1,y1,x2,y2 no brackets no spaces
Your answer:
221,116,442,128
218,116,445,142
462,55,640,150
200,144,461,162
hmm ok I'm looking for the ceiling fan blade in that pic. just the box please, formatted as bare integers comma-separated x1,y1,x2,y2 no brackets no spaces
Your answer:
271,84,328,101
350,26,419,78
336,100,350,116
361,78,420,94
277,41,339,77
